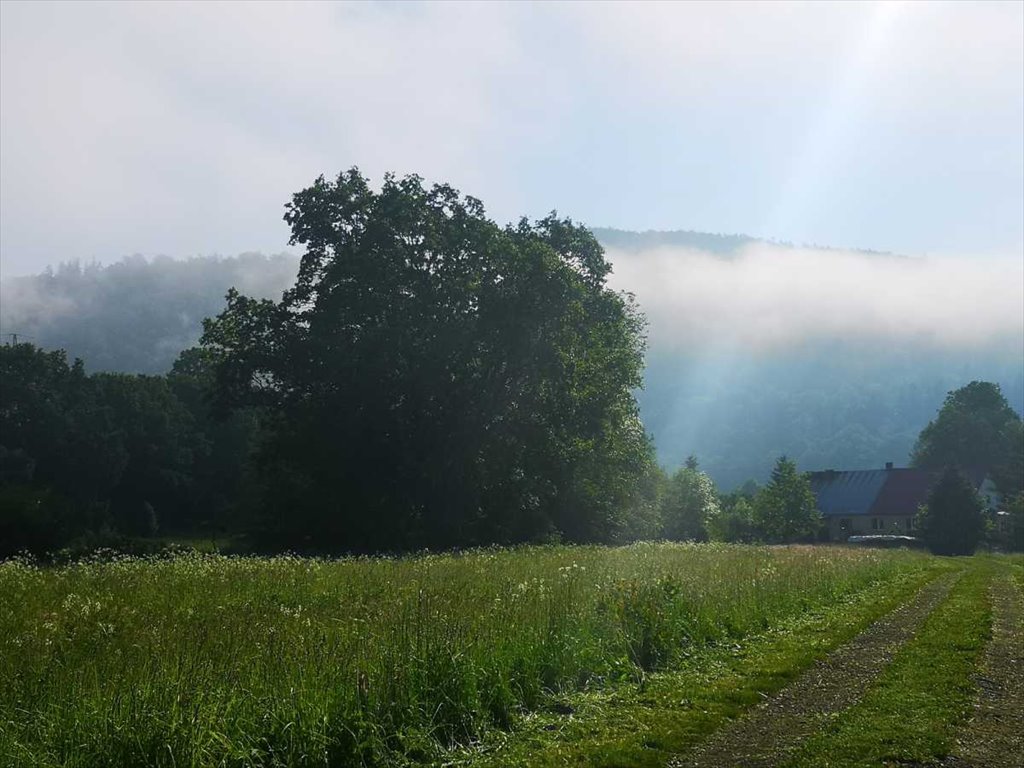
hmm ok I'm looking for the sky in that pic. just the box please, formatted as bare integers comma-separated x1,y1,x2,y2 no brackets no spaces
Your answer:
1,0,1022,279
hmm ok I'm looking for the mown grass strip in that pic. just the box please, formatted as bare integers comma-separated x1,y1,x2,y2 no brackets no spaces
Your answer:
452,561,955,767
676,573,958,768
950,563,1024,768
780,557,994,768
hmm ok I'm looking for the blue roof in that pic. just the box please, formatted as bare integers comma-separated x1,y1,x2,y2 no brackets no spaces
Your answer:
809,469,890,517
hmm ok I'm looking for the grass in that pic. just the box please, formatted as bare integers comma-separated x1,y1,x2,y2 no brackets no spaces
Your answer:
783,554,1015,767
456,559,950,767
0,544,931,767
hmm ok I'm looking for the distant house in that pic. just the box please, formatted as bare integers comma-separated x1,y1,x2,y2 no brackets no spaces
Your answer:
809,463,1000,542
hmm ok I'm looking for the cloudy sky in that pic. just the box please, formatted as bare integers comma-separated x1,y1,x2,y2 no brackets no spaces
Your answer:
1,0,1022,278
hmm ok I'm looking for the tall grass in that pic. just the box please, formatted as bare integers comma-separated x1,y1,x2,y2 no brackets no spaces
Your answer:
0,543,927,767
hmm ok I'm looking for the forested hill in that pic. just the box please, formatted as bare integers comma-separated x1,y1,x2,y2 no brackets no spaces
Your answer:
642,351,1023,489
590,227,761,255
0,254,298,374
589,227,893,257
2,239,1021,489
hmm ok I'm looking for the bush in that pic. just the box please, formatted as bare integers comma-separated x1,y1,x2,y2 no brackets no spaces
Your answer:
916,467,985,556
0,485,84,557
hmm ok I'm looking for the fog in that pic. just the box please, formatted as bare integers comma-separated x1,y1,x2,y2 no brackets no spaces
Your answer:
606,244,1024,354
4,240,1021,368
0,254,298,372
597,238,1023,483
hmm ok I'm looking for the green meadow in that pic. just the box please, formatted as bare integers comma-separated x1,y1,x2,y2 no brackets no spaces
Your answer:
0,544,935,767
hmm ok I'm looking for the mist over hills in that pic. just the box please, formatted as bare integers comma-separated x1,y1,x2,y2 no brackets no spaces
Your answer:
599,229,1023,486
2,229,1021,489
589,228,894,257
0,253,298,374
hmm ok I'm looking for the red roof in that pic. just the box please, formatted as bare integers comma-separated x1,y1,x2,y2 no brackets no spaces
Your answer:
868,469,936,516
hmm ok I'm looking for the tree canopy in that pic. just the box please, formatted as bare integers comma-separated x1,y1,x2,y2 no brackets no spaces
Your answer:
912,381,1023,494
201,169,652,552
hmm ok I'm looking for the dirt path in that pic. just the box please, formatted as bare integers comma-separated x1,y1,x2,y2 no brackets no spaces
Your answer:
944,571,1024,768
670,571,960,768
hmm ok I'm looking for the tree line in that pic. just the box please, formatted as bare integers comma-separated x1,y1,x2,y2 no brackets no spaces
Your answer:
0,335,827,558
1,341,1020,557
0,343,255,555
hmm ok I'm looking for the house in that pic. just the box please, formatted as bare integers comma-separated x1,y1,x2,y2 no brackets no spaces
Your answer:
809,462,999,542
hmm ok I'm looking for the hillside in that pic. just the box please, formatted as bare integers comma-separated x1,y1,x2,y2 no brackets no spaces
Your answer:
589,227,894,257
0,253,297,374
590,227,762,255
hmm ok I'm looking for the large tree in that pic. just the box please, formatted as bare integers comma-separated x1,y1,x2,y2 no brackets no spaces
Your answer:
201,170,650,552
916,466,985,556
912,381,1023,495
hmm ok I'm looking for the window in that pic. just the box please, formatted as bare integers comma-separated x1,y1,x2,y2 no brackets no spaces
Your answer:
872,518,883,530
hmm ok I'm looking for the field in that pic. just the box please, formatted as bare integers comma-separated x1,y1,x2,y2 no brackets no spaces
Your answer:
1,544,1020,767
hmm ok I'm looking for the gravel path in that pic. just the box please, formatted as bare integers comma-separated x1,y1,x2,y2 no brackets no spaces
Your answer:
670,572,959,768
944,572,1024,768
